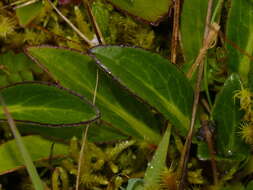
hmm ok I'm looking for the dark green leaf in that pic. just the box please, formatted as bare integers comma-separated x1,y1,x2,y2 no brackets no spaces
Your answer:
180,0,207,65
0,82,99,126
19,122,127,142
0,51,38,86
90,46,193,136
26,46,161,144
226,0,253,82
246,181,253,190
212,74,250,160
16,1,43,26
107,0,171,25
0,135,68,175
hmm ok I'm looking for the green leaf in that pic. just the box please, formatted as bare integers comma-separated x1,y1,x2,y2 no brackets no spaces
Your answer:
143,125,171,188
0,51,38,85
16,1,43,26
180,0,207,65
212,74,250,160
0,135,68,175
125,178,144,190
19,122,127,142
220,183,245,190
107,0,171,25
246,181,253,190
0,82,99,126
90,46,193,136
226,0,253,82
26,46,161,144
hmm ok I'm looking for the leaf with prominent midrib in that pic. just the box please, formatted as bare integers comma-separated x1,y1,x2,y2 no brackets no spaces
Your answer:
0,82,99,126
0,135,68,175
226,0,253,82
107,0,171,25
26,46,161,144
212,74,250,160
90,46,194,136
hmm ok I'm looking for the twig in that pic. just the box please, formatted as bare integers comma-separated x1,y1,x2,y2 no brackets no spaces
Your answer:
177,0,220,186
0,94,44,190
82,0,105,45
0,0,38,10
178,48,206,190
218,31,253,61
204,0,214,38
186,23,220,79
203,121,218,185
75,1,102,188
171,0,181,64
47,0,95,47
13,0,39,9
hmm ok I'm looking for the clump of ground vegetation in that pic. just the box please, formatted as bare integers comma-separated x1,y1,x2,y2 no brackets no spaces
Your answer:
0,0,253,190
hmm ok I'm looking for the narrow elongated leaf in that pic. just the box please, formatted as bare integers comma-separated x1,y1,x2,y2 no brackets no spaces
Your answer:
107,0,171,25
226,0,253,82
180,0,207,65
26,46,161,144
16,1,43,26
0,135,68,175
0,82,99,126
144,125,171,188
212,74,250,160
90,46,194,136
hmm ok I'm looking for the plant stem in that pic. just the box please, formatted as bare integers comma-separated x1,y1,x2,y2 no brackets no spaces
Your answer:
0,94,44,190
171,0,180,64
82,0,105,45
211,0,224,23
203,121,218,185
178,0,219,187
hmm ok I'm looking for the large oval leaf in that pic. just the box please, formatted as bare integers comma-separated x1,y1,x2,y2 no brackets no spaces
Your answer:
26,46,161,144
0,135,68,175
90,46,194,136
226,0,253,82
212,74,250,160
0,82,99,126
107,0,171,25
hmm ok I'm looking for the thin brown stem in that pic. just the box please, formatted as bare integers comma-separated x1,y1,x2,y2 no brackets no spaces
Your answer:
171,0,180,64
203,121,218,185
186,23,220,79
204,0,214,38
82,0,105,45
178,53,205,190
178,12,220,190
218,31,253,61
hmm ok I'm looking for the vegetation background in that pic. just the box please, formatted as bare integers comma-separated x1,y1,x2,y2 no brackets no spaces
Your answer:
0,0,252,190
